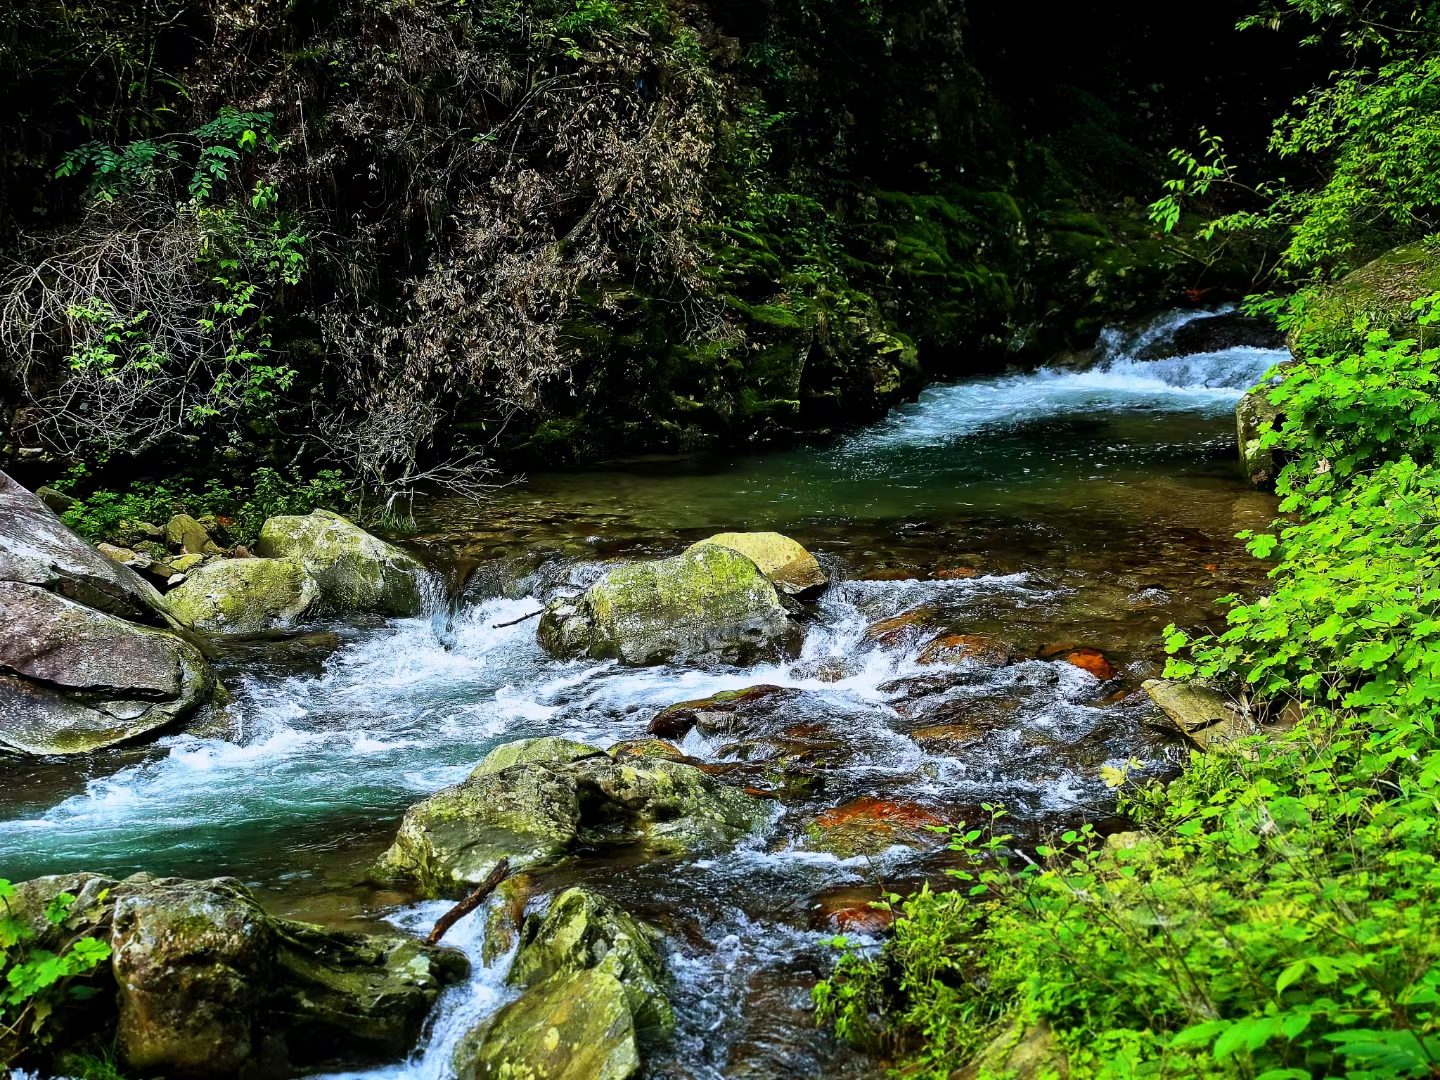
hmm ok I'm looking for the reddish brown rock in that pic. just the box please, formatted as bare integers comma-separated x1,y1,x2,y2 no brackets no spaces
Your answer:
1063,647,1116,681
862,606,937,646
916,633,1012,666
811,887,896,935
805,796,951,857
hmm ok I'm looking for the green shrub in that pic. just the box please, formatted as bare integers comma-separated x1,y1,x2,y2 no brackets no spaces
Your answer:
814,251,1440,1080
59,466,353,546
0,879,112,1066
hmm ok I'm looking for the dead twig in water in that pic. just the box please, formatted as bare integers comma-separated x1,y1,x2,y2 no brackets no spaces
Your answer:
426,859,510,945
491,608,543,629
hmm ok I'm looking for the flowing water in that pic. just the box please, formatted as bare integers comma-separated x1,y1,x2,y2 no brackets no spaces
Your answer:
0,310,1286,1079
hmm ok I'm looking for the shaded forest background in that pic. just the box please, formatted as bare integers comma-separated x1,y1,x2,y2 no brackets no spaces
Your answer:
0,0,1330,498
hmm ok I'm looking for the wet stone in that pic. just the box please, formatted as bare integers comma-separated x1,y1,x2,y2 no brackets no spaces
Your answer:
648,684,802,740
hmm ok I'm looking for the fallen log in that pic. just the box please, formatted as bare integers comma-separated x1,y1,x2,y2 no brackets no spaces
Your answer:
426,859,511,945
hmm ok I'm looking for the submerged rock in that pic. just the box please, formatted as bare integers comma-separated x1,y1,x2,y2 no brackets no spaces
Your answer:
454,968,639,1080
378,737,771,897
536,545,797,666
164,557,321,634
686,532,828,599
916,633,1013,666
647,684,801,740
3,872,467,1077
256,509,425,616
803,796,951,858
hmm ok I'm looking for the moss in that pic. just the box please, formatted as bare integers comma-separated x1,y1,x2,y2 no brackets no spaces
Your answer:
1289,239,1440,359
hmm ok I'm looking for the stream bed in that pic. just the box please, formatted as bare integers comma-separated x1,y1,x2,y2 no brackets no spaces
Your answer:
0,310,1284,1079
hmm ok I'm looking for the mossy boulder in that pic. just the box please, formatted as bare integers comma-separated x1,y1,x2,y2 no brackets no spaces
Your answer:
536,545,797,666
164,557,320,634
685,532,828,599
508,888,674,1038
453,968,639,1080
1143,678,1257,754
1236,380,1285,490
0,579,218,754
377,737,771,897
1288,240,1440,359
954,1018,1069,1080
470,735,606,776
375,761,585,897
255,509,425,617
3,872,467,1077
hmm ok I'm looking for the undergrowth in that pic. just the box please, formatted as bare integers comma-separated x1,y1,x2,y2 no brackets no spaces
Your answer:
814,298,1440,1080
55,465,353,546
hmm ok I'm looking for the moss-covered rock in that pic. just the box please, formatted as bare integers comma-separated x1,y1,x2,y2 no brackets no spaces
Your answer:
1288,240,1440,359
685,532,827,599
1143,678,1257,754
375,762,584,897
164,557,320,634
255,509,425,617
470,735,606,777
0,579,218,754
1236,381,1285,490
508,887,674,1038
453,968,639,1080
4,872,467,1077
377,738,771,897
537,545,797,666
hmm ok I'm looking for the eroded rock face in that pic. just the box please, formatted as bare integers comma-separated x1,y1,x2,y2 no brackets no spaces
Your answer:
377,737,771,897
537,546,797,666
165,557,321,634
256,509,425,617
0,471,224,754
685,532,828,599
3,872,467,1078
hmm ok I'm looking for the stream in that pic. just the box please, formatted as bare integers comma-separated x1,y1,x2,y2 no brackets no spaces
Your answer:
0,309,1284,1079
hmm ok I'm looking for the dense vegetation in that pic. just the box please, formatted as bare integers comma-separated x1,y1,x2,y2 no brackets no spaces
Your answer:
814,3,1440,1078
0,0,1305,517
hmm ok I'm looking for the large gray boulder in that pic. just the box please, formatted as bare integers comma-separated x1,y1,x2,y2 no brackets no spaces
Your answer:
255,509,425,616
377,737,771,897
3,872,468,1077
0,471,174,626
537,545,798,666
0,581,217,754
0,471,222,754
